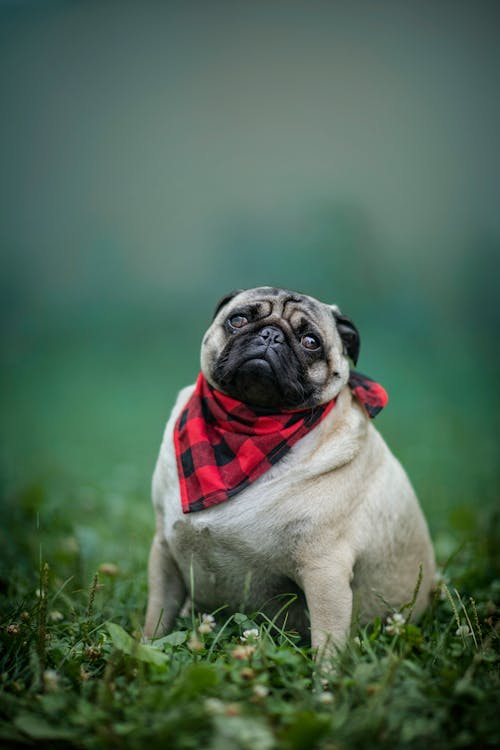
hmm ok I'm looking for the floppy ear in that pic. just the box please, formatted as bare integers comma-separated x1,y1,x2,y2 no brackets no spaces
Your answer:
213,289,244,320
332,309,361,365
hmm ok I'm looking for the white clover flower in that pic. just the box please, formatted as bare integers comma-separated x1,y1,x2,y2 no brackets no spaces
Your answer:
204,698,225,715
198,613,216,635
384,612,406,635
232,644,255,660
98,562,120,577
49,611,64,623
455,623,472,638
187,633,204,652
253,684,269,699
240,628,259,642
317,691,334,705
43,669,60,691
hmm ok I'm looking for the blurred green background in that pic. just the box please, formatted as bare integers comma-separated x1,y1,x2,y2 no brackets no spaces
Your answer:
1,1,499,583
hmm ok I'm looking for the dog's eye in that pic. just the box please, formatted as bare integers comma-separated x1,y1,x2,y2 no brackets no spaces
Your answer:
229,315,248,329
301,334,320,351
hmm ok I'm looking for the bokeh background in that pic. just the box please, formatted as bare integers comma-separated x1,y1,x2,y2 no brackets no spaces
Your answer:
1,0,499,584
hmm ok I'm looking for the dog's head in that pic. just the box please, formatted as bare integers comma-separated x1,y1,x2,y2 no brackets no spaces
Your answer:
200,287,360,409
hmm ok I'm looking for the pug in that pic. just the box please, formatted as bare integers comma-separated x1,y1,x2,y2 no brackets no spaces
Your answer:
144,287,435,657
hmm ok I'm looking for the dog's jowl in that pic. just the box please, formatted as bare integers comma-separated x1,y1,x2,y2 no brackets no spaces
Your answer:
145,287,435,656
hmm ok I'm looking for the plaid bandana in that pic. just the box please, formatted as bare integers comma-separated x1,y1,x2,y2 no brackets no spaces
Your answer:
175,371,388,513
348,370,388,419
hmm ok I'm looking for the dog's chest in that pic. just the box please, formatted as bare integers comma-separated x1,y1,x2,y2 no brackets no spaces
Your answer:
166,471,311,568
161,445,322,599
162,476,310,610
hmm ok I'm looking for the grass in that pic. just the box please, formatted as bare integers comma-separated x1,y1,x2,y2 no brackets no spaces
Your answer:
0,481,498,750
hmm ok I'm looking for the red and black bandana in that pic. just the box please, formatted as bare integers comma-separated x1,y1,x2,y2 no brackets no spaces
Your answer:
348,370,388,419
174,371,388,514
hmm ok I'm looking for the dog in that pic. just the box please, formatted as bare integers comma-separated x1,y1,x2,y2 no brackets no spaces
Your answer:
145,287,435,656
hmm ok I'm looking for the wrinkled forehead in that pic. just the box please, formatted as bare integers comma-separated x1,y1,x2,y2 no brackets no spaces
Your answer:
224,287,333,329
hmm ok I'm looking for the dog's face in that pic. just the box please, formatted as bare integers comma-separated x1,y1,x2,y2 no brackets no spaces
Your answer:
200,287,360,409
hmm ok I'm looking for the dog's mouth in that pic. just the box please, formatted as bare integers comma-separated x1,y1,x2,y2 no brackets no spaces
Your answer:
217,352,311,409
232,356,283,408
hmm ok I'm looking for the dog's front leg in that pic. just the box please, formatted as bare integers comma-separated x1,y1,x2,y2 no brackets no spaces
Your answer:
144,534,187,639
300,551,354,664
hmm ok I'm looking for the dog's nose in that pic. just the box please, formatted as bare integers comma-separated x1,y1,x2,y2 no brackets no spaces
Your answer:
258,326,285,346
